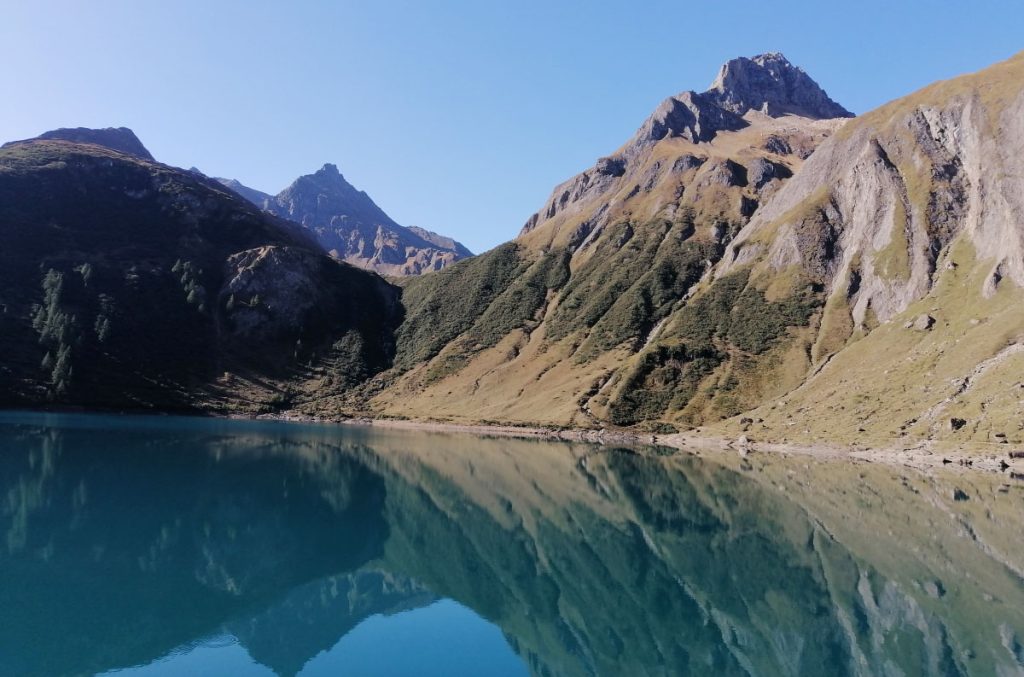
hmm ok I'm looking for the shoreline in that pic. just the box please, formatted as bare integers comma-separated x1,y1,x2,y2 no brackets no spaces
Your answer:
6,405,1023,478
249,411,1024,479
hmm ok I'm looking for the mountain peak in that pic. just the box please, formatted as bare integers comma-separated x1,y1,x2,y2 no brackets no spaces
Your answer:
317,162,342,177
3,126,156,161
266,163,472,274
705,52,853,119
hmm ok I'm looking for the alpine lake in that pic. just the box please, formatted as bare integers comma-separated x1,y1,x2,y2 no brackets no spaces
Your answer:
1,412,1022,676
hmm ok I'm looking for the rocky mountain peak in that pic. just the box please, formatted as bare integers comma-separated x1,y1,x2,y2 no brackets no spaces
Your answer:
705,52,853,119
2,126,156,161
317,162,341,177
258,163,472,275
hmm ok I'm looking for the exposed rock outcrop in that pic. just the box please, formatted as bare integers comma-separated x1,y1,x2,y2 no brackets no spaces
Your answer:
630,91,749,148
222,246,329,340
517,53,849,244
705,52,854,119
723,51,1024,326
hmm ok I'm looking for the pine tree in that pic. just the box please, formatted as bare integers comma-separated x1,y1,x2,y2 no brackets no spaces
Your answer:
51,343,72,394
94,315,111,343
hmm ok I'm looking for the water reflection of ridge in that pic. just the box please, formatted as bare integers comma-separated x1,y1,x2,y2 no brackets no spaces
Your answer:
0,414,1022,677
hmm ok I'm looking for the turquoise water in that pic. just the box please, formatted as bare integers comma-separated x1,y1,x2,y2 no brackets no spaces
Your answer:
1,412,1022,676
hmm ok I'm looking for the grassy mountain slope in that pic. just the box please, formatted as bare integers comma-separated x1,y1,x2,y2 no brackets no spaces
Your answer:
366,57,846,428
369,51,1024,454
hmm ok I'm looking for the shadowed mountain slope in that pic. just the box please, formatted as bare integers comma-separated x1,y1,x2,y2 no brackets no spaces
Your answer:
0,138,401,413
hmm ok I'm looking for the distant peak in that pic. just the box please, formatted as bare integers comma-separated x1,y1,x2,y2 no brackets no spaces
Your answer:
752,51,790,64
318,162,341,176
705,53,853,119
18,126,156,160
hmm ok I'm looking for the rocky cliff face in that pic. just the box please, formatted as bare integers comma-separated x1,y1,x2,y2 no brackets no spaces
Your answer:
694,50,1024,448
221,165,472,276
705,52,854,119
517,53,844,251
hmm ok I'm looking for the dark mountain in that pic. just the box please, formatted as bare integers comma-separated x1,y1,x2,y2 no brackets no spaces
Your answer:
4,126,156,160
0,135,401,412
217,165,473,276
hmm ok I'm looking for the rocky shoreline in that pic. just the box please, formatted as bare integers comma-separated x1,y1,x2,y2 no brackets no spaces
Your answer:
246,411,1024,479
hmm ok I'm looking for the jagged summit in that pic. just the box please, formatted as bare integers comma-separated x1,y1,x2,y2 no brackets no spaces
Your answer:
214,162,471,275
316,162,342,177
518,53,846,241
2,126,155,161
610,53,851,165
705,52,853,119
255,164,472,275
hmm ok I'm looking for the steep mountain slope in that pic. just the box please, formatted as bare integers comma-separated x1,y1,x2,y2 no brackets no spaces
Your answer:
692,50,1024,449
366,53,849,427
366,50,1024,452
591,51,1024,447
220,165,473,275
0,137,401,412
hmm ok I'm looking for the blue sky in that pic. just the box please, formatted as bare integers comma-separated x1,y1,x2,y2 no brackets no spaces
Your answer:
2,1,1021,253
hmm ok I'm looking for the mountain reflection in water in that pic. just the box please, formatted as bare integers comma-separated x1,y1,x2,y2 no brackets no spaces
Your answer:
0,412,1022,676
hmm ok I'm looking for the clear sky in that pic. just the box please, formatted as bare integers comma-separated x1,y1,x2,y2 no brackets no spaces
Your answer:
2,1,1021,253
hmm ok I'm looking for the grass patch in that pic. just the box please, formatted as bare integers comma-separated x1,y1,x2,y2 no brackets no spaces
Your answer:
609,269,823,425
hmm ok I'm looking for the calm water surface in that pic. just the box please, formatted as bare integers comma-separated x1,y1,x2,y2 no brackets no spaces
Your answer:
1,412,1022,676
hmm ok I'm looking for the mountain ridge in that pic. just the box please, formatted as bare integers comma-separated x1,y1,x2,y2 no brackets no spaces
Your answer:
3,51,1024,454
365,50,1024,452
0,138,401,411
2,126,155,160
219,164,473,275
